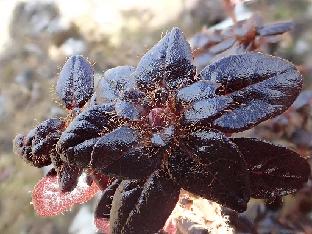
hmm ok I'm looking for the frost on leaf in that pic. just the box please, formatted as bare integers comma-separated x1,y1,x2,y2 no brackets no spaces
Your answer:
32,174,99,216
232,138,311,199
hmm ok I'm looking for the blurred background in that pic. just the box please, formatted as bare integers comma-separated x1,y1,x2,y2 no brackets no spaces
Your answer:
0,0,312,233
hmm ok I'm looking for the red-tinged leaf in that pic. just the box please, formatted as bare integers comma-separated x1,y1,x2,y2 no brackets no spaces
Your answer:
32,175,99,216
232,138,311,199
163,218,177,234
56,55,94,109
91,171,111,190
94,218,110,234
199,52,303,133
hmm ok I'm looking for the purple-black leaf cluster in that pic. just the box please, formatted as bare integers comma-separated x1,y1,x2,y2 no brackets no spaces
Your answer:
13,27,310,234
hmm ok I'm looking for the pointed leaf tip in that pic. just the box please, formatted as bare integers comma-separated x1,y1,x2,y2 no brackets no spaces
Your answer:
56,55,94,110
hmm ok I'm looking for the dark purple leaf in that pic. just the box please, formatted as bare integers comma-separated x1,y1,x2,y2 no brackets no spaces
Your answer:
199,52,302,133
56,55,94,109
95,179,121,220
57,104,119,167
102,146,164,179
111,170,180,234
134,27,196,91
58,163,82,192
94,179,121,233
176,80,218,106
90,171,110,191
121,88,145,103
110,180,144,234
90,126,138,170
114,100,142,120
151,126,175,147
13,118,64,167
256,21,294,36
181,96,232,125
232,138,311,199
65,138,100,168
94,66,136,104
168,129,250,212
31,118,64,157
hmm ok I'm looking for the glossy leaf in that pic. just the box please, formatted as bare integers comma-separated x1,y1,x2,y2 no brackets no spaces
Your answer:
232,138,311,199
182,96,232,125
11,26,310,233
176,80,218,106
168,129,250,212
32,174,99,216
56,55,94,109
199,52,303,132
